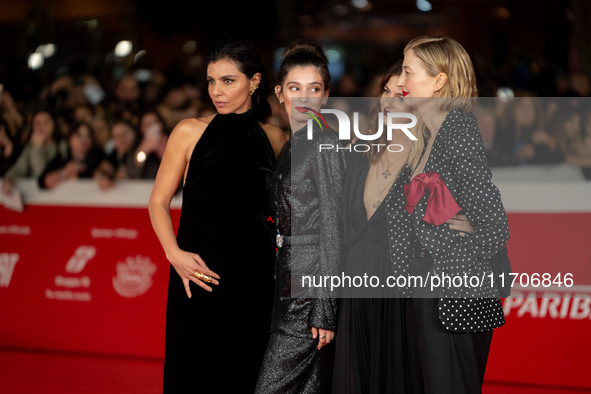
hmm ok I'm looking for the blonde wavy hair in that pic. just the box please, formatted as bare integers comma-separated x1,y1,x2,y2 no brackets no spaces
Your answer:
403,36,478,170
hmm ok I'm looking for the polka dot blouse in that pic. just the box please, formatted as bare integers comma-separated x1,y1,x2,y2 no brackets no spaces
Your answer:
387,108,510,333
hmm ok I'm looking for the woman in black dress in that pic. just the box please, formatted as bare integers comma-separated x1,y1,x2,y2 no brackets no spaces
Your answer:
255,40,345,394
332,61,424,394
148,40,286,394
332,60,475,394
398,36,509,394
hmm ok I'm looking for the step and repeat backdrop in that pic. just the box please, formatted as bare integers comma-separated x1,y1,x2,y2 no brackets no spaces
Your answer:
1,173,590,389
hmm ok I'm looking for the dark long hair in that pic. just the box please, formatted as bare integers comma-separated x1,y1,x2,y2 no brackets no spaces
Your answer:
367,60,403,163
276,39,330,90
27,109,62,144
68,121,96,144
139,108,170,136
206,40,271,122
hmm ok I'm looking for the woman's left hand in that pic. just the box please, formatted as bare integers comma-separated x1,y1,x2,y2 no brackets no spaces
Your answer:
446,214,474,237
311,327,335,350
63,161,85,179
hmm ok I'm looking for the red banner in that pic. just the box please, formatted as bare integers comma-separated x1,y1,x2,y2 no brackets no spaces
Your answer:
1,180,590,389
487,213,591,389
0,205,180,358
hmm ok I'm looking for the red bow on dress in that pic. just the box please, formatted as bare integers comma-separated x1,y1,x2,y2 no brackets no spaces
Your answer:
404,172,461,226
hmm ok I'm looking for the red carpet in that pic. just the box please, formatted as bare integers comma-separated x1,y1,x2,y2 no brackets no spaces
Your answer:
1,349,589,393
0,349,163,394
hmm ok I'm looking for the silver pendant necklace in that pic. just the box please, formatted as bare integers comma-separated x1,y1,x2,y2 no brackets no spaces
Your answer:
372,154,404,209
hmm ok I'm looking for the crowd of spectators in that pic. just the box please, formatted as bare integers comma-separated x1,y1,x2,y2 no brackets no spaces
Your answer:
477,95,591,174
0,63,212,196
1,51,591,198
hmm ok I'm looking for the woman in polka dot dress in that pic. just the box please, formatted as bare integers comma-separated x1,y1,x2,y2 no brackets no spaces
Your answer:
397,36,510,394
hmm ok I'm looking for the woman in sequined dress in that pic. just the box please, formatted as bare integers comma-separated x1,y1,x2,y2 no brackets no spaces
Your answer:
255,39,345,394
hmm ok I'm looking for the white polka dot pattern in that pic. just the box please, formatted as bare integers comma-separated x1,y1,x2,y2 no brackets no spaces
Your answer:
387,108,510,333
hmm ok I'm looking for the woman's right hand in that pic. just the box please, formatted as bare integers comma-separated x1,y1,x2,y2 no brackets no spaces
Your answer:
167,248,220,298
446,214,474,237
44,171,62,189
95,172,114,191
63,161,85,179
31,131,46,147
1,180,13,194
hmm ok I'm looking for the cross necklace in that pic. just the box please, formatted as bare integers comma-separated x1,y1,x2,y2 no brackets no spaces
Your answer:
372,153,406,209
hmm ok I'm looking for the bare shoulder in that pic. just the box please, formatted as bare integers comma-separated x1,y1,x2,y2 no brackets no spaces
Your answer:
260,122,288,157
164,115,216,162
169,115,215,144
173,115,214,136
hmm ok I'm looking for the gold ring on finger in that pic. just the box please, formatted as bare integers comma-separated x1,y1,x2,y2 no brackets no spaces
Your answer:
195,272,212,283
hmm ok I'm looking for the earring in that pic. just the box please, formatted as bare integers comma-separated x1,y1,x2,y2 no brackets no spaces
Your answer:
279,99,283,104
250,85,258,96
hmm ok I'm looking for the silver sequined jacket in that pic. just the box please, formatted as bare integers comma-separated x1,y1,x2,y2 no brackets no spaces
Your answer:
269,126,345,336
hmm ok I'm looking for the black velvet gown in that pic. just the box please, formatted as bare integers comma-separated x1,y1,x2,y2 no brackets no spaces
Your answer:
163,110,276,394
332,149,424,394
255,126,345,394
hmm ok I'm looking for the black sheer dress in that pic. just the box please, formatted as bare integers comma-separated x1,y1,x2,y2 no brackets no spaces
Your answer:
163,110,276,394
256,126,345,394
332,149,423,394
